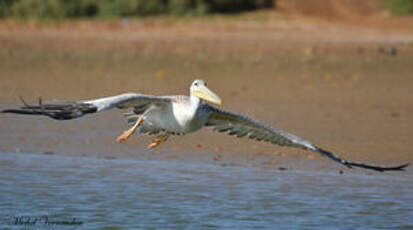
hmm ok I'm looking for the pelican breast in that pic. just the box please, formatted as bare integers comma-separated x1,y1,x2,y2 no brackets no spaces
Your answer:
170,96,209,134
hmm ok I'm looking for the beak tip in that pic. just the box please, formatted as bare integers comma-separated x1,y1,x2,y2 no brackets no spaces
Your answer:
193,87,222,107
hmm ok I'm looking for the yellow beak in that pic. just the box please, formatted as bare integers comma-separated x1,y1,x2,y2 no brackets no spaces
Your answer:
192,85,222,106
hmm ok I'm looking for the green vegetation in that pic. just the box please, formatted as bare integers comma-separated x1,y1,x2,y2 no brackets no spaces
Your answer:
382,0,413,15
0,0,274,19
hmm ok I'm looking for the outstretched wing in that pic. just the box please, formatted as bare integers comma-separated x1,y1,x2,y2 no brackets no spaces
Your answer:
205,104,409,172
205,104,315,150
1,93,171,120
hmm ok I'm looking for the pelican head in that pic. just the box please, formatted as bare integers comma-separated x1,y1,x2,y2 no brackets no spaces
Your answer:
190,79,222,106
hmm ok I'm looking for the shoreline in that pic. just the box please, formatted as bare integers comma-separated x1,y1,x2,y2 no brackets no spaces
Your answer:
0,14,412,173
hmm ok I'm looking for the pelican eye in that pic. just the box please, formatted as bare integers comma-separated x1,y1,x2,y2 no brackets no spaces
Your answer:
194,82,198,86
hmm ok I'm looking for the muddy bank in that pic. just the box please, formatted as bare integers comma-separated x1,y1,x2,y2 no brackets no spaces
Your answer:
0,17,412,172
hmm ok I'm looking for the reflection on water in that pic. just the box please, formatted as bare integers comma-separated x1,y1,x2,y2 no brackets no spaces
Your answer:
0,152,412,229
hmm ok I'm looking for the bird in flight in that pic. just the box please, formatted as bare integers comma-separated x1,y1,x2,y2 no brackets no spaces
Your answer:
1,79,408,172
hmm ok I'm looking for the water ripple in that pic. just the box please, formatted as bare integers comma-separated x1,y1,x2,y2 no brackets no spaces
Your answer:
0,152,412,229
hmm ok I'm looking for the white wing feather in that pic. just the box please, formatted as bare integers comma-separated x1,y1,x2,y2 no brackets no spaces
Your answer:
84,93,171,112
1,93,171,120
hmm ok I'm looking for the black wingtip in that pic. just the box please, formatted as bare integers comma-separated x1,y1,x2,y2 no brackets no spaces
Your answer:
1,97,98,120
19,96,30,107
349,162,409,172
390,163,410,171
315,147,409,172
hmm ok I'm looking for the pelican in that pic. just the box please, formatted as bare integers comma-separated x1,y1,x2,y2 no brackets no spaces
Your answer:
1,79,408,172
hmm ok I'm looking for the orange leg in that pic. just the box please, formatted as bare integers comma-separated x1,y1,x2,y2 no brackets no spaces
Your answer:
116,117,144,143
148,133,170,149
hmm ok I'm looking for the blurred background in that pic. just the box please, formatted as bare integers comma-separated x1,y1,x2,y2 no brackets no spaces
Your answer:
0,0,412,165
1,2,412,228
0,0,412,18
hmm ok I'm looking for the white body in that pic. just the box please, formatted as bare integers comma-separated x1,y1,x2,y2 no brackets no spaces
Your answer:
142,96,209,134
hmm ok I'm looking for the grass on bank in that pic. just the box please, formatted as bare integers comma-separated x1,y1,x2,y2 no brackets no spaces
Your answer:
0,0,274,19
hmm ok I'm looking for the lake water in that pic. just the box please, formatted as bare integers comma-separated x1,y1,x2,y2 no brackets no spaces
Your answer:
0,152,412,229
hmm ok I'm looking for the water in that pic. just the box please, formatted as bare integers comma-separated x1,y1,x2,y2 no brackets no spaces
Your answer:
0,152,412,230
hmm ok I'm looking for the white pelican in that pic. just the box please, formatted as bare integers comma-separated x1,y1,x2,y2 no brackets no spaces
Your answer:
1,79,408,172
